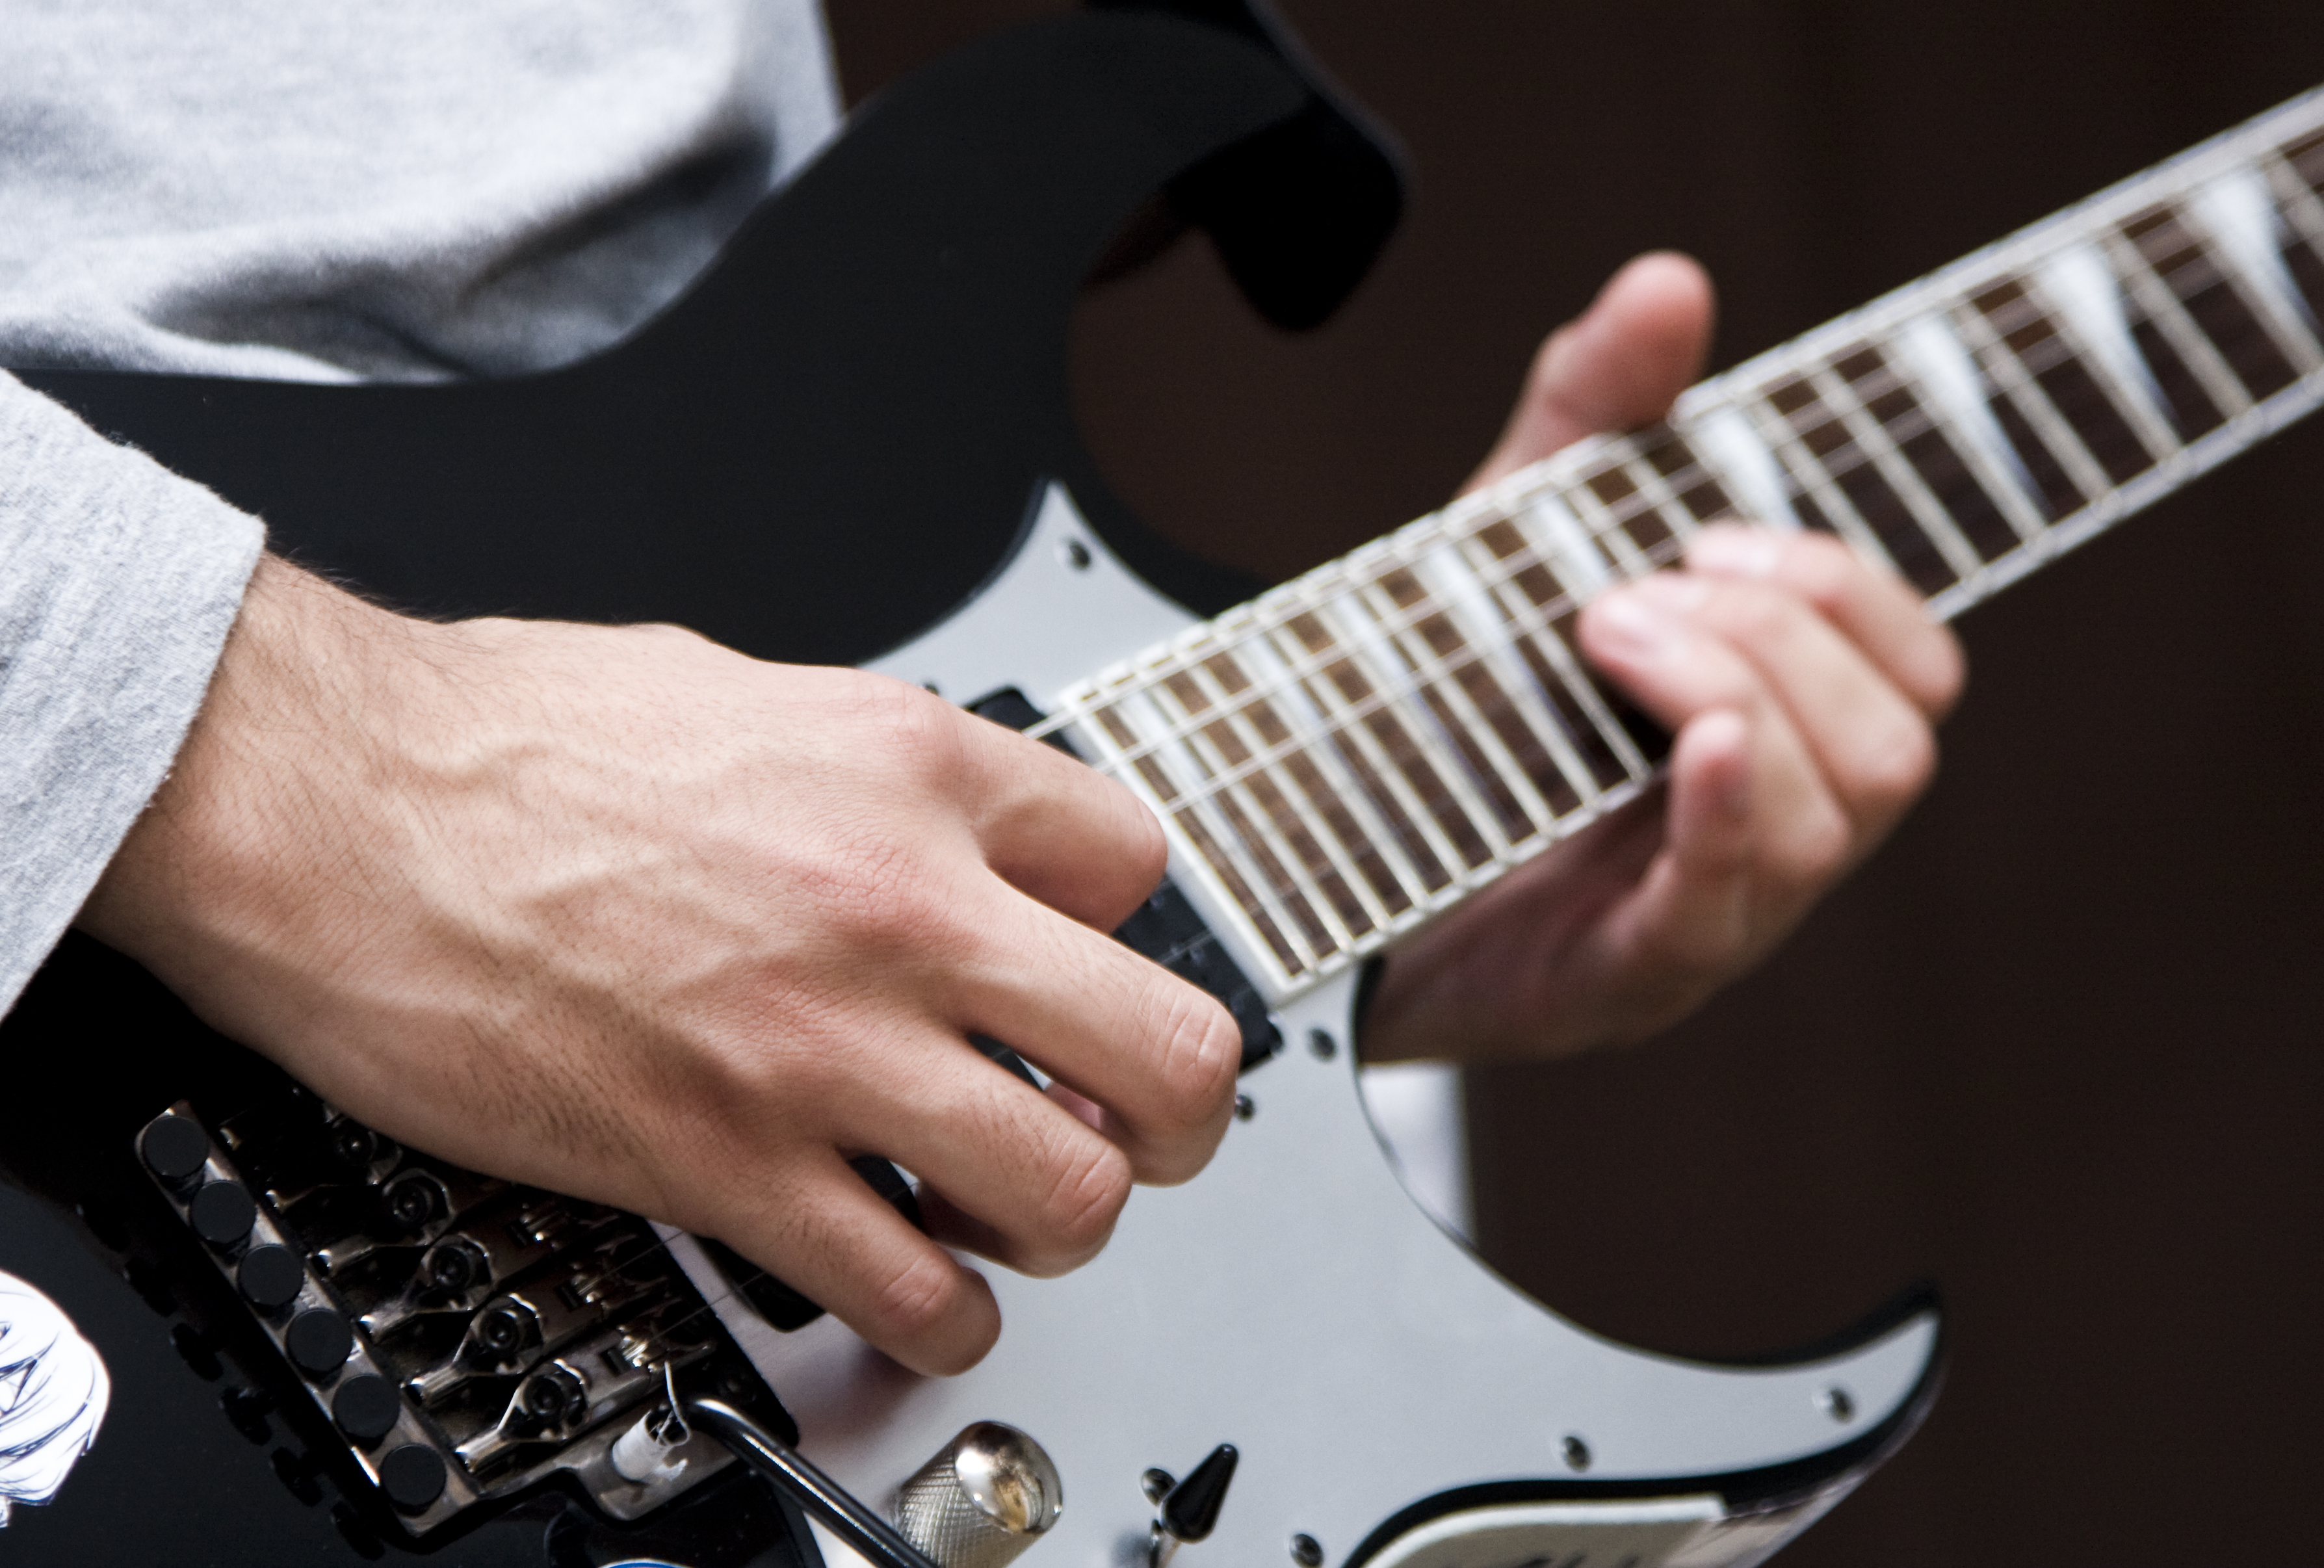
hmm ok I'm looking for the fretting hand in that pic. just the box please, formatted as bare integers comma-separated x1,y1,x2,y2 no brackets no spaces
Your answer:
1361,254,1965,1064
79,558,1241,1377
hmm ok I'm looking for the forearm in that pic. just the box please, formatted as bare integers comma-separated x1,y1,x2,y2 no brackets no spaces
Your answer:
0,371,263,1011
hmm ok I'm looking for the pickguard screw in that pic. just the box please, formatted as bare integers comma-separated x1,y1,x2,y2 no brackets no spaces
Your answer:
1307,1028,1337,1061
1561,1435,1592,1472
1821,1386,1855,1422
1142,1467,1176,1504
1233,1094,1255,1121
1064,539,1093,570
1290,1534,1325,1567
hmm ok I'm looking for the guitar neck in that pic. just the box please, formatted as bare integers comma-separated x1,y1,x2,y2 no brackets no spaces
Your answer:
1052,84,2324,1002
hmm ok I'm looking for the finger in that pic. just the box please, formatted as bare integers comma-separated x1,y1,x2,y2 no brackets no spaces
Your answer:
1600,709,1757,986
1579,576,1852,892
1465,252,1716,491
715,1151,1000,1377
835,1031,1134,1279
1685,525,1965,719
1649,573,1940,841
952,703,1169,929
948,898,1240,1186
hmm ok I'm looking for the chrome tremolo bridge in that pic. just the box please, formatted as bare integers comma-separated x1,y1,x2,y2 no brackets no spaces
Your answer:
136,1089,788,1537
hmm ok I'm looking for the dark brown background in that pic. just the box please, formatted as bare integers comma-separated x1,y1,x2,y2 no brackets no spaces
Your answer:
829,5,2324,1561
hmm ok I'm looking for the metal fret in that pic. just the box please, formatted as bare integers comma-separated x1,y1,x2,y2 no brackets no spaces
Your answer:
1465,512,1654,781
1409,542,1608,810
1229,630,1432,917
1086,683,1313,974
1730,391,1894,560
1310,591,1508,870
2258,151,2324,326
2187,169,2324,372
1264,611,1471,893
1132,675,1340,967
1942,295,2114,506
1353,570,1545,847
1748,378,1959,592
2262,148,2324,259
1583,456,1701,558
1556,478,1654,577
1974,280,2163,486
1163,653,1383,943
1888,313,2050,543
2100,222,2258,423
1686,405,1804,528
2122,205,2301,399
1636,430,1742,525
1840,347,2031,560
2028,245,2184,460
1515,487,1619,592
1807,357,1988,579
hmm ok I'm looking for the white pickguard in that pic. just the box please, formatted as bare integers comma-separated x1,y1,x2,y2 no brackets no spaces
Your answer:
673,483,1939,1568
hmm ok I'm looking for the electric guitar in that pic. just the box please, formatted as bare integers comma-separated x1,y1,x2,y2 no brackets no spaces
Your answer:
5,9,2323,1566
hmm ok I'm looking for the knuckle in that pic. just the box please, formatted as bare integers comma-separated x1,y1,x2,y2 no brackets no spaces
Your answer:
864,1248,964,1346
1033,1140,1131,1264
1117,789,1170,890
634,620,712,646
1920,632,1969,716
1847,718,1937,813
1147,983,1241,1136
1715,582,1795,646
857,672,969,777
825,848,929,944
1773,803,1853,887
1785,532,1861,602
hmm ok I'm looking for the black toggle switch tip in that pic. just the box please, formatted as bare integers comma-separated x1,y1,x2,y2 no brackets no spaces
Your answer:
1161,1444,1238,1543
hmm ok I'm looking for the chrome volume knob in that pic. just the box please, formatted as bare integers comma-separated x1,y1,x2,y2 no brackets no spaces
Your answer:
895,1422,1064,1568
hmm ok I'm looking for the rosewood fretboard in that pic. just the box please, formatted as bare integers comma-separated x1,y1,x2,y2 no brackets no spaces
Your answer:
1047,85,2324,998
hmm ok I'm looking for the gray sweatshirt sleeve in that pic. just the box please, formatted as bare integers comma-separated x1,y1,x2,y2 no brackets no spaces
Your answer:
0,0,837,1013
0,371,263,1008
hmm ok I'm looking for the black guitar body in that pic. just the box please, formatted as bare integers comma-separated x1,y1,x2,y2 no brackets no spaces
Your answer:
0,13,1409,1563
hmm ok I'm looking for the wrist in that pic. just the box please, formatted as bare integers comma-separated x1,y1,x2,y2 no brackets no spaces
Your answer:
77,555,436,989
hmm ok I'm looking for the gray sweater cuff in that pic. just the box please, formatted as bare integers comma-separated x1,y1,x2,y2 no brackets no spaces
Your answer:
1,371,264,1008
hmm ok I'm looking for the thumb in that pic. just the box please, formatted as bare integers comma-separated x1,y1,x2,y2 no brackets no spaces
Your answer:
1465,252,1717,493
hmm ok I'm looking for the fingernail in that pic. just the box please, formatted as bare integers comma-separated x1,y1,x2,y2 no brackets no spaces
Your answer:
1688,527,1784,578
1589,587,1683,659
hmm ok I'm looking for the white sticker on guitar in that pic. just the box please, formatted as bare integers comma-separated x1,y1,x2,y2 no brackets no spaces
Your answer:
0,1272,110,1526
